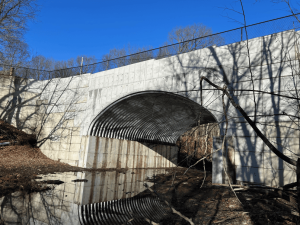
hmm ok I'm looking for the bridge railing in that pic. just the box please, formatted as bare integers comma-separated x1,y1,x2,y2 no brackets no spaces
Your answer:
1,13,300,80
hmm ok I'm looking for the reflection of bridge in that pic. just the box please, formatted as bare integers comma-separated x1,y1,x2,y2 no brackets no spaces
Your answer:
1,19,300,189
79,196,170,225
0,169,170,225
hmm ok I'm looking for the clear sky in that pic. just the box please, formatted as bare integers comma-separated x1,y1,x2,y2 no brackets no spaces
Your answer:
24,0,296,62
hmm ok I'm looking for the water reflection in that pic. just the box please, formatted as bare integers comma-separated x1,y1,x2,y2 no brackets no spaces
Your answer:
0,168,172,224
80,196,171,224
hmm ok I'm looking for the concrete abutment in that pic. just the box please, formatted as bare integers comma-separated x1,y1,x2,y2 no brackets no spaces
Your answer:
82,136,178,169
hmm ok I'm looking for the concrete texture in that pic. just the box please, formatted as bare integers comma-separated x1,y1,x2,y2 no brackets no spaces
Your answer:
82,136,177,169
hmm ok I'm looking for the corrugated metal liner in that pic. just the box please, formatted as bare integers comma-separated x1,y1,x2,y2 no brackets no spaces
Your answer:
90,91,216,145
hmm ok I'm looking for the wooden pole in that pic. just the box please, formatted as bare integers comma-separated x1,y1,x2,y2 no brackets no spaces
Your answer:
80,57,83,75
10,67,14,76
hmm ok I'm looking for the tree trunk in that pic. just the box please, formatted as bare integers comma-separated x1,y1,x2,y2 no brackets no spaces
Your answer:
297,158,300,212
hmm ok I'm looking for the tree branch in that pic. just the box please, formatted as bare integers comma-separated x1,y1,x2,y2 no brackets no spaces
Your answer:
200,75,297,166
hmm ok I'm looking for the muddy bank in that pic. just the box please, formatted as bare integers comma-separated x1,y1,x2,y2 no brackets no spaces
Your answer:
135,167,300,225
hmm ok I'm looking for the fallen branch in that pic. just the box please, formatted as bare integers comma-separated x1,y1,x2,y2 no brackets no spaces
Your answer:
283,182,297,189
39,180,64,185
214,215,239,224
213,183,297,194
212,183,245,187
124,217,159,225
143,183,194,225
183,148,221,175
233,187,296,201
200,124,209,188
71,179,88,183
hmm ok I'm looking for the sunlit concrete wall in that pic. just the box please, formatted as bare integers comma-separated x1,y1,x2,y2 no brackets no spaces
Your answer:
0,75,40,134
32,75,90,168
81,136,178,169
0,74,89,170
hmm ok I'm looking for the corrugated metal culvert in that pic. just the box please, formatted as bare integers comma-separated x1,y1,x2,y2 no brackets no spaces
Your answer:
90,91,217,145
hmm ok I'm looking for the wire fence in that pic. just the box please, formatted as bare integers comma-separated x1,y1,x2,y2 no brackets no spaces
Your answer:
1,13,300,80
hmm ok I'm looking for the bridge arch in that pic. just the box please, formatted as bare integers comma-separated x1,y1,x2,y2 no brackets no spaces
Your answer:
89,91,218,145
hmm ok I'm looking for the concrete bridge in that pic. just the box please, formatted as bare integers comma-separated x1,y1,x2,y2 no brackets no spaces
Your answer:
1,29,300,190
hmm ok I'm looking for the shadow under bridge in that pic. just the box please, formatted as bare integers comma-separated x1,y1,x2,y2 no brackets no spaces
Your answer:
88,91,217,169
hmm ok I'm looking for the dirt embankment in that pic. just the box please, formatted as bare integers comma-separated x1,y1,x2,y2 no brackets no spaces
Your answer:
0,119,127,199
143,168,300,225
0,119,36,146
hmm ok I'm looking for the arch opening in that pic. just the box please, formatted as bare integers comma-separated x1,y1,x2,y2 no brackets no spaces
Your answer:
90,91,218,146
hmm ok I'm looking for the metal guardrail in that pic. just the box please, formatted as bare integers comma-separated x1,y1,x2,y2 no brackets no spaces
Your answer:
1,13,300,80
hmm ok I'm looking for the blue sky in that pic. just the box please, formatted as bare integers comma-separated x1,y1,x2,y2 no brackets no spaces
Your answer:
24,0,296,62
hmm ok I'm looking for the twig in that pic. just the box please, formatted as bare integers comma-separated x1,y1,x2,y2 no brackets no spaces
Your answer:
239,0,257,123
214,215,239,224
212,183,245,187
125,218,159,225
183,148,222,175
284,0,300,24
124,218,134,224
143,183,194,225
178,123,216,166
200,124,209,188
213,183,297,193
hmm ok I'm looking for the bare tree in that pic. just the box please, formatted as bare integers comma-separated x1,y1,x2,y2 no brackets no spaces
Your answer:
101,45,153,71
46,55,98,79
26,55,53,80
127,44,154,64
0,0,38,68
101,47,127,70
166,23,225,54
1,38,29,69
99,24,223,71
271,0,300,21
75,55,98,74
157,41,171,59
